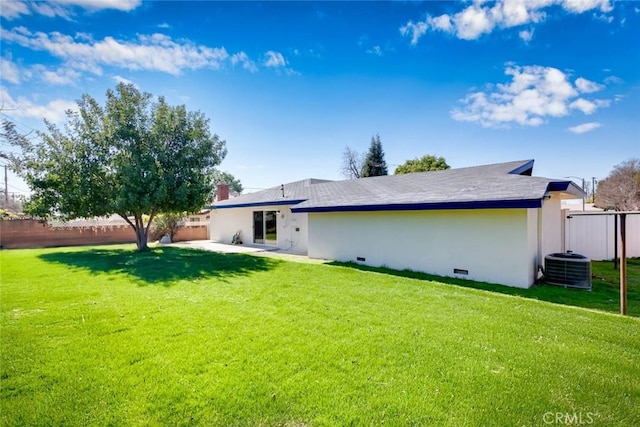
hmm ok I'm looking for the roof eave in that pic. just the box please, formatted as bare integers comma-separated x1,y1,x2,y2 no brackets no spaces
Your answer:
508,159,535,176
546,181,585,198
212,199,308,210
292,198,544,213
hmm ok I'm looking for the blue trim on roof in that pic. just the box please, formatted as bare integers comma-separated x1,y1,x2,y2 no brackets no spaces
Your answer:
213,199,307,210
508,160,535,176
292,198,543,213
546,180,586,197
547,181,571,192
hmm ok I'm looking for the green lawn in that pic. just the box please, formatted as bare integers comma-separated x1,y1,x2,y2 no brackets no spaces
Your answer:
1,246,639,426
332,257,640,318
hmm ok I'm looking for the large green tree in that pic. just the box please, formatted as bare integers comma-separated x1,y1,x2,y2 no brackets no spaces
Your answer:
9,83,227,251
361,134,388,177
394,154,450,175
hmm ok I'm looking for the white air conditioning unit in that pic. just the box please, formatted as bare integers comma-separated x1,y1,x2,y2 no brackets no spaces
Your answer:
544,253,591,290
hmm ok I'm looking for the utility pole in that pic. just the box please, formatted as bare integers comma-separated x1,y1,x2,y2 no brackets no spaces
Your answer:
3,164,7,205
0,153,8,204
591,177,597,204
565,176,585,211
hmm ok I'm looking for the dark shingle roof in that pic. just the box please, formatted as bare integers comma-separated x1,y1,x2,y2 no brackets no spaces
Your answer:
214,160,583,212
213,178,333,209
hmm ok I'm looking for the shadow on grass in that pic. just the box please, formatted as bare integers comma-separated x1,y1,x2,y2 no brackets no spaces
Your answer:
328,259,640,318
39,246,280,286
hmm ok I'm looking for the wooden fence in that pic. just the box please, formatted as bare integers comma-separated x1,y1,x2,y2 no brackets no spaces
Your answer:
0,219,208,249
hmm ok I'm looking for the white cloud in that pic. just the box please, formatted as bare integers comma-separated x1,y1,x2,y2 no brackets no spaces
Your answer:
568,122,601,134
56,0,141,11
112,75,137,88
569,98,598,114
2,26,276,80
401,0,614,43
399,21,429,45
38,66,81,85
261,51,299,75
157,23,171,29
519,28,534,42
1,27,230,75
453,3,495,40
562,0,612,14
0,87,76,123
603,75,623,85
1,0,142,20
0,0,30,20
429,14,454,33
575,77,604,93
231,52,258,73
594,13,614,23
451,65,610,128
367,45,383,56
1,57,21,84
264,51,286,68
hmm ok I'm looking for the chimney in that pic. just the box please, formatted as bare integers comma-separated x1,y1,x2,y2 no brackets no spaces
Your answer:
217,183,230,201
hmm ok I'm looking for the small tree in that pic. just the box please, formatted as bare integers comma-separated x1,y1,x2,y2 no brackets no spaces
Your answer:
361,134,388,177
341,146,364,179
395,154,450,175
151,212,185,241
8,83,227,251
595,158,640,211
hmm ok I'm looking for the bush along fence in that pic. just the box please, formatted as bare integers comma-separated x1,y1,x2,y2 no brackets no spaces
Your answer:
0,219,208,249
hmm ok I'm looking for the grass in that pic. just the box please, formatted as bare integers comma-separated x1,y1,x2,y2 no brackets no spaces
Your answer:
1,245,639,426
332,257,640,318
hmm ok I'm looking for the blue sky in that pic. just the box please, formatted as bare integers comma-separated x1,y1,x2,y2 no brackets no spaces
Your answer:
1,0,638,195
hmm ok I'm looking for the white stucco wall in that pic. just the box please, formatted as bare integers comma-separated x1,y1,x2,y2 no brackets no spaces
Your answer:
209,205,308,255
209,207,251,243
541,193,563,258
526,208,539,282
307,209,535,288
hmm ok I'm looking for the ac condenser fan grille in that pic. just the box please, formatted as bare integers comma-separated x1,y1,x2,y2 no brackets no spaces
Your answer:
544,253,591,290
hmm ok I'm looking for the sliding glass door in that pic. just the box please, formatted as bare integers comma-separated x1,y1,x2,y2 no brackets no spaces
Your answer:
253,210,277,245
253,211,264,244
264,211,277,245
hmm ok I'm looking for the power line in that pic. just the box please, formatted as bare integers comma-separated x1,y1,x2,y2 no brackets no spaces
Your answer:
8,183,29,193
0,111,39,134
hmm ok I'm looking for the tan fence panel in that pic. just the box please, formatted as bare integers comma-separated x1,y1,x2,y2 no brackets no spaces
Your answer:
0,219,208,249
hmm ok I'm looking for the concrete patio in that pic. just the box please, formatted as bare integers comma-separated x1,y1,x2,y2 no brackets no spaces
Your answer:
168,240,327,264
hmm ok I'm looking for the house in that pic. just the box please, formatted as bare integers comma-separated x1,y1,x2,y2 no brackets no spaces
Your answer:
185,209,211,225
210,160,584,288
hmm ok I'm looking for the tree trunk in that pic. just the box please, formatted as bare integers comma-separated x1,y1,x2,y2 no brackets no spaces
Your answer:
135,227,149,251
119,213,150,251
134,214,149,251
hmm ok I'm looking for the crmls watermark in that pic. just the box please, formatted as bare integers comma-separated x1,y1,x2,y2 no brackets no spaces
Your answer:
542,412,597,425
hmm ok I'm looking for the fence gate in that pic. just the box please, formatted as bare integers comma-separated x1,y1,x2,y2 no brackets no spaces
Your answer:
564,212,640,260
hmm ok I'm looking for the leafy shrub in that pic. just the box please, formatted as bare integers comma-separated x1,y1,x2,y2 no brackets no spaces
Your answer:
151,213,185,241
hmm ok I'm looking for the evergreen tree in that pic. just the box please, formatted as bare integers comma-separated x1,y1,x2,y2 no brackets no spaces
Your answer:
361,134,388,177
